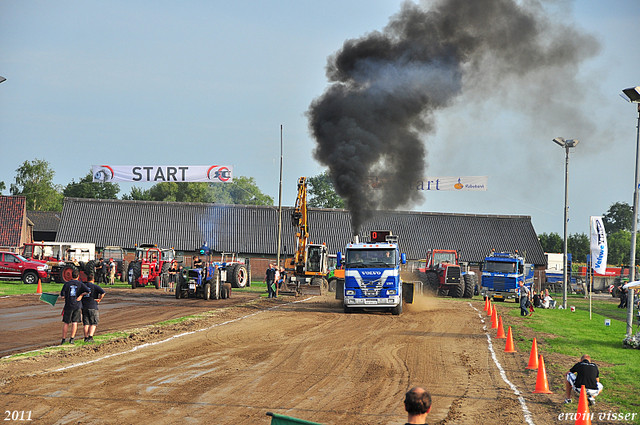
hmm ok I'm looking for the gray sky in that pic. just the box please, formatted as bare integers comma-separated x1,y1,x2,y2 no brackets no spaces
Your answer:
1,0,639,237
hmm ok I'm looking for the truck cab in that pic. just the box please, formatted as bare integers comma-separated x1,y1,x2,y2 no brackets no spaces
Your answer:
481,251,533,302
340,231,406,315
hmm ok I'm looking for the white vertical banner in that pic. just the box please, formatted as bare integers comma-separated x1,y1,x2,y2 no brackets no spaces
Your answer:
590,216,608,275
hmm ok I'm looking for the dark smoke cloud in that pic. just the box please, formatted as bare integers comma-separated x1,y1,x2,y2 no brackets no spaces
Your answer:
307,0,599,235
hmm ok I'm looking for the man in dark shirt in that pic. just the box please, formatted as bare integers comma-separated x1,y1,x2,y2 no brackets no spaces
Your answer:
60,269,90,345
264,263,277,298
82,273,105,343
564,354,603,406
193,256,203,269
404,387,432,424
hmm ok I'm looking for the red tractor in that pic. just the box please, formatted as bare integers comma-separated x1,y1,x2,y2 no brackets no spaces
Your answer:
127,244,175,289
420,249,475,298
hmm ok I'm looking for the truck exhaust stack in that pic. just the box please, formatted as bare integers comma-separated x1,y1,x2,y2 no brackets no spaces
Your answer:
353,235,359,244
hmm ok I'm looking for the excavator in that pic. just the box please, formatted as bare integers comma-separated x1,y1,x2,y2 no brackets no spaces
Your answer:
282,177,329,296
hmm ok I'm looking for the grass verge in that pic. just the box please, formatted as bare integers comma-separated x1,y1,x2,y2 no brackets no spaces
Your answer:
488,293,640,423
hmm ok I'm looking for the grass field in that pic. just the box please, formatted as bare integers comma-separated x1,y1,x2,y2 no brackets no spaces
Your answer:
491,292,640,421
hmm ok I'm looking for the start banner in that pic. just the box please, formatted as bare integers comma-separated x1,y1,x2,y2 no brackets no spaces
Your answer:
92,165,233,183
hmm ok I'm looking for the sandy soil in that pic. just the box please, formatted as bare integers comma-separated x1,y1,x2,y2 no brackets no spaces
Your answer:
0,293,618,424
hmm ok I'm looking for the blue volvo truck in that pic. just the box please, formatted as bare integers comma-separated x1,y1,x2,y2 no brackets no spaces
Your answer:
481,251,534,302
339,231,407,315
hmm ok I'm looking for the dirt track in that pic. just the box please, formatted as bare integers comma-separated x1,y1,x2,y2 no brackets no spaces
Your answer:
1,293,606,424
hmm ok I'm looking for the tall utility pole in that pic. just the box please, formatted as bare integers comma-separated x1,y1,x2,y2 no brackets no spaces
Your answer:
276,126,284,271
553,137,579,310
621,86,640,337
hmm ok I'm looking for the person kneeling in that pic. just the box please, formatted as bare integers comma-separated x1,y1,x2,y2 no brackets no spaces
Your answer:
564,354,603,406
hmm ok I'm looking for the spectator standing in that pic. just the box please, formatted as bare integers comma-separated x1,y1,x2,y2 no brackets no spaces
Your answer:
518,281,530,317
278,266,287,290
82,273,105,342
109,258,116,285
168,260,178,292
60,269,90,345
564,354,603,406
96,258,105,284
101,259,110,284
618,286,628,309
264,263,277,298
404,387,432,424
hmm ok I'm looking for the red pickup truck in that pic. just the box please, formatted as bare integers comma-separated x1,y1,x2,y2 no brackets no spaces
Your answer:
0,251,49,284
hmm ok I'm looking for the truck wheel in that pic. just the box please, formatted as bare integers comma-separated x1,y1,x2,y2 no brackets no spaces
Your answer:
61,264,78,282
23,271,38,285
203,283,211,300
328,279,337,293
229,264,249,288
391,301,403,315
473,275,479,296
463,275,474,298
425,272,439,296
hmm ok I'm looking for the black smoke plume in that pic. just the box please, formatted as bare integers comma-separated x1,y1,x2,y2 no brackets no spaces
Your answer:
307,0,598,235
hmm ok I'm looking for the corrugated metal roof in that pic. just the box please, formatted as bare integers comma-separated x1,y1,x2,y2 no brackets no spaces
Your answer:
26,210,61,232
56,198,546,265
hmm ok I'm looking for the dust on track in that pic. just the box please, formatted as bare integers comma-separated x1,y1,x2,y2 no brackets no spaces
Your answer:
0,294,588,424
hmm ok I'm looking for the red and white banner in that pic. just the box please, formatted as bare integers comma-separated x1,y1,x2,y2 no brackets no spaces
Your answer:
590,216,608,275
92,165,233,183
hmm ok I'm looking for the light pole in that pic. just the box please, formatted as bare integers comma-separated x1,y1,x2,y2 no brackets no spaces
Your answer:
621,86,640,337
553,137,579,310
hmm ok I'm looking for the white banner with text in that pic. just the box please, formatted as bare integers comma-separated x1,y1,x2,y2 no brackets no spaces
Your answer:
92,165,233,183
368,176,488,191
590,216,608,275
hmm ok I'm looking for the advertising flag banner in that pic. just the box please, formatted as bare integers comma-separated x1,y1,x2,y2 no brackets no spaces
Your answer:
92,165,233,183
368,176,488,191
590,216,608,275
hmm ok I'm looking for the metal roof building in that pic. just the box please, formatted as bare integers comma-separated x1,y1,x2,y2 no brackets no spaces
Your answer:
56,197,546,265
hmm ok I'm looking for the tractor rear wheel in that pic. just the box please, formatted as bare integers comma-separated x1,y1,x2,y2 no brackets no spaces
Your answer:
463,274,474,298
229,264,249,288
425,271,439,296
85,260,96,277
61,264,78,283
129,262,141,289
451,281,464,298
212,270,221,300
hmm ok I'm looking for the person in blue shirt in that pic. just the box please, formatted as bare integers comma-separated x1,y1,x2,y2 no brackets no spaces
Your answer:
60,269,90,345
82,273,105,343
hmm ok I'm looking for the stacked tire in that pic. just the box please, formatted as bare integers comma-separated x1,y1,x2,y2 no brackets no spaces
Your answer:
228,264,249,288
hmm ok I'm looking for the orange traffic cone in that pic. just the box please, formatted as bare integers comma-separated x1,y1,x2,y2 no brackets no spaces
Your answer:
491,305,498,329
487,300,493,316
525,338,539,369
484,296,489,312
575,385,592,425
36,278,42,294
532,355,553,394
496,316,507,339
504,326,516,353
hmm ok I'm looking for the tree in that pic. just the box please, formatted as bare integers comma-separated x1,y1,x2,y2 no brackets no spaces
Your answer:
308,171,345,208
121,176,273,205
567,232,589,263
10,159,63,211
607,230,631,266
0,181,5,193
538,232,563,253
208,176,273,205
63,171,120,199
602,201,634,236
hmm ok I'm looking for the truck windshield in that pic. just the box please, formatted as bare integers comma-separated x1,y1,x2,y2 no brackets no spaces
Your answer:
346,249,395,268
484,261,516,273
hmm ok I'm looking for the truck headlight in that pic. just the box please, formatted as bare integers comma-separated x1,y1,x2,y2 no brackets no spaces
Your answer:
37,265,46,271
346,290,355,296
387,289,397,295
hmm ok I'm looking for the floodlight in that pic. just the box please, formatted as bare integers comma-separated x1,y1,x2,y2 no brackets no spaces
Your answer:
622,86,640,103
552,137,566,147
